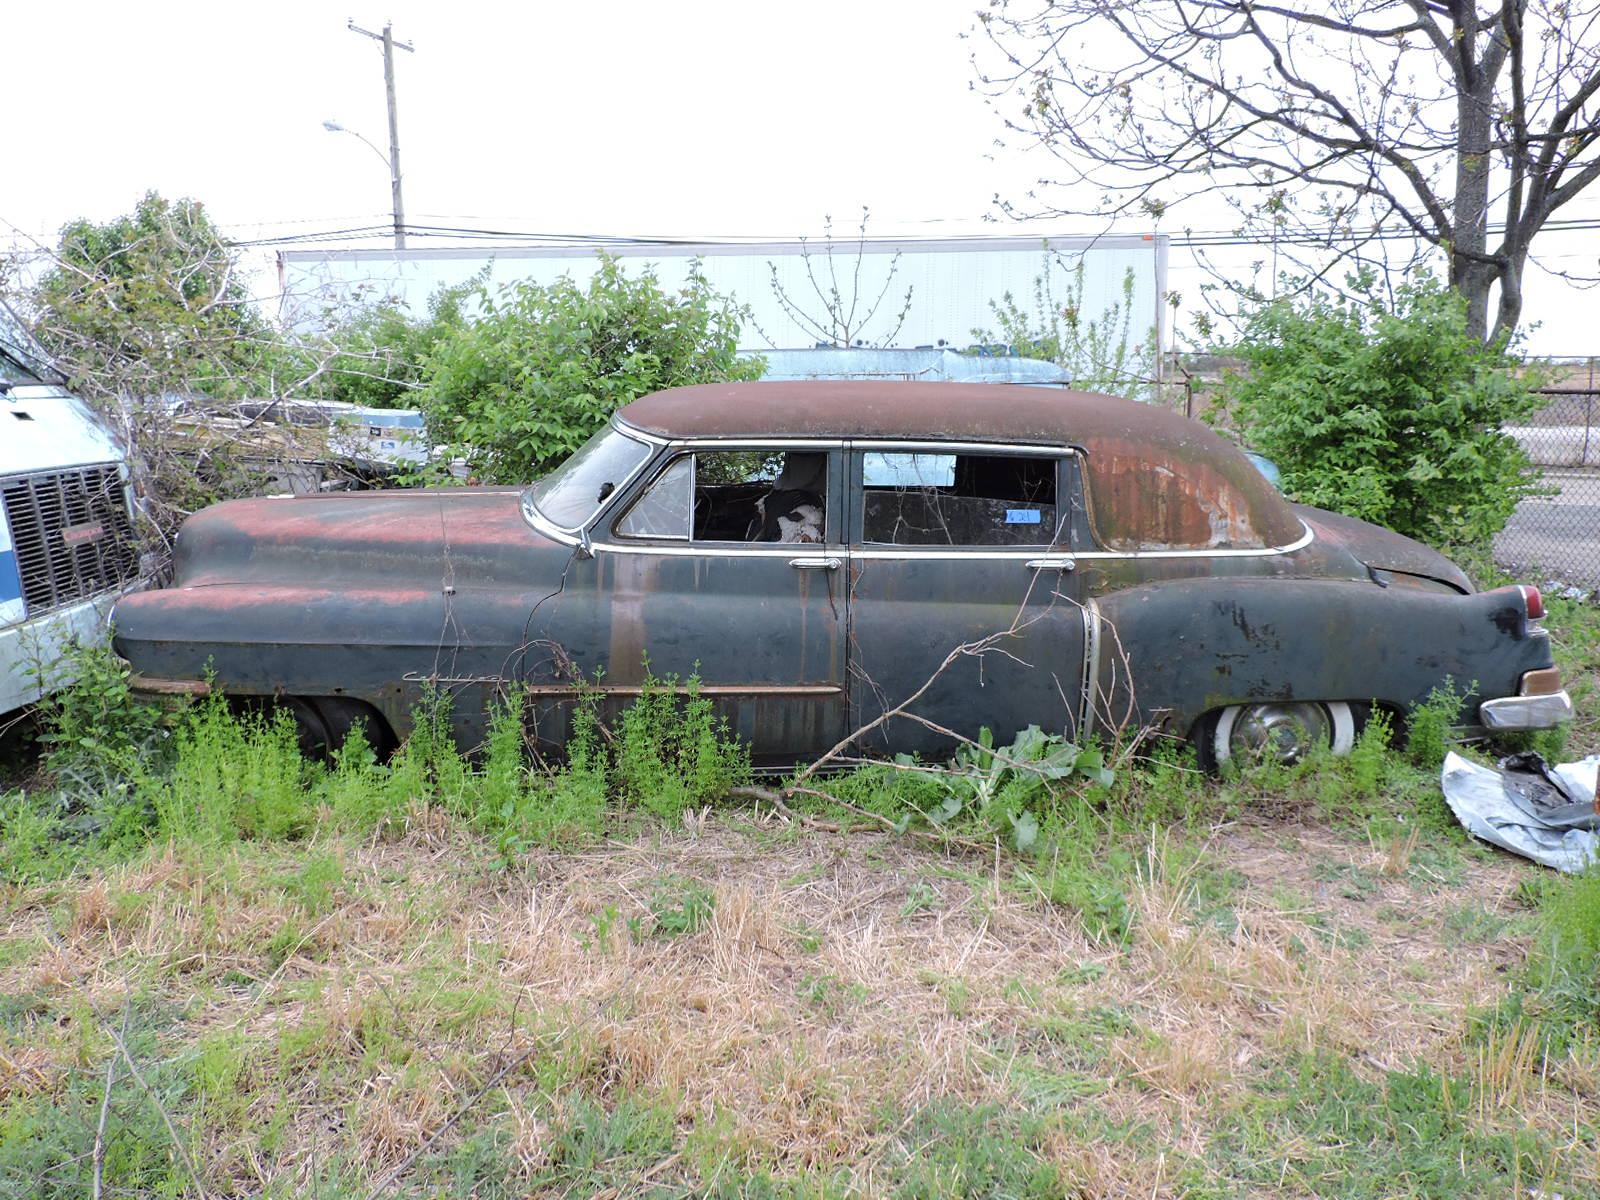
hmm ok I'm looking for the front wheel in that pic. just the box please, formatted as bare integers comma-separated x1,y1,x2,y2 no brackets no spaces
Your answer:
1204,701,1356,768
281,696,394,760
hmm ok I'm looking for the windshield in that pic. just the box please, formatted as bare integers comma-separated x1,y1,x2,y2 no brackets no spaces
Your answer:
526,425,653,530
0,301,58,384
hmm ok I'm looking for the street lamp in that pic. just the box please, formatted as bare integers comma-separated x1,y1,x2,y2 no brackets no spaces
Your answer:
322,119,405,249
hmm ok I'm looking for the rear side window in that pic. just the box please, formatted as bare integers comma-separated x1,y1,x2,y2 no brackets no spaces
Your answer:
860,452,1060,546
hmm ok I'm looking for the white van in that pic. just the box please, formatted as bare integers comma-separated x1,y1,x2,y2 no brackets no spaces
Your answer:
1,302,142,714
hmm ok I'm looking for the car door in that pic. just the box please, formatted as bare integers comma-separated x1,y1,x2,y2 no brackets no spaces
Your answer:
556,441,850,767
844,442,1091,758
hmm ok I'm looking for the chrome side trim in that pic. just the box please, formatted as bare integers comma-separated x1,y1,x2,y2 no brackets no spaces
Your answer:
524,682,844,698
1080,598,1103,739
1066,519,1315,560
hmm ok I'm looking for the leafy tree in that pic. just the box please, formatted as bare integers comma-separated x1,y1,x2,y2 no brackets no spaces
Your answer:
19,192,311,547
31,190,275,400
976,1,1600,343
969,257,1157,400
303,278,474,410
422,255,763,482
1208,275,1544,547
18,191,414,549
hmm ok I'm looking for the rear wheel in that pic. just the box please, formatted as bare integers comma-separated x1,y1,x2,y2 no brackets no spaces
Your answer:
1204,701,1356,768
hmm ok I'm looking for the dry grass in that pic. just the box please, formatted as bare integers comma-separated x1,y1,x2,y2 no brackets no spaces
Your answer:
2,807,1596,1196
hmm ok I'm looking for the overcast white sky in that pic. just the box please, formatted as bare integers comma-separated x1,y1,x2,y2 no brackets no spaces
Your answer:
5,1,1597,354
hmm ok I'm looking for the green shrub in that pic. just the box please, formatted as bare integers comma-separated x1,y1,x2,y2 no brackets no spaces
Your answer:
1210,275,1544,547
321,725,405,834
1405,680,1466,767
304,277,473,410
1,642,175,879
456,694,606,862
151,693,312,843
0,788,62,883
30,640,169,838
613,673,750,822
525,705,609,848
421,255,763,483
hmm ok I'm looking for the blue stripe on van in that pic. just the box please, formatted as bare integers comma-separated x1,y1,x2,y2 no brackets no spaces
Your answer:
0,546,22,606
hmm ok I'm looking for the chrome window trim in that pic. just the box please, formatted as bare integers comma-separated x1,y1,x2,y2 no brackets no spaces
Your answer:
587,518,1313,562
850,520,1313,561
614,452,694,542
522,498,580,546
548,427,1314,560
855,442,1073,552
599,438,843,550
612,418,671,446
590,540,843,559
612,419,845,453
851,439,1078,456
676,437,847,451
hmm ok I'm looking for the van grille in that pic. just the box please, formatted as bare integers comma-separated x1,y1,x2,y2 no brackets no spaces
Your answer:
2,464,139,617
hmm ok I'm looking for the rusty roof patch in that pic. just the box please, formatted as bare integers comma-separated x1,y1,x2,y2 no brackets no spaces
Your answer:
620,381,1189,445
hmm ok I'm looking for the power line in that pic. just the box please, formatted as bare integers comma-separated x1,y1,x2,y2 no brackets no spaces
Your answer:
226,212,1600,253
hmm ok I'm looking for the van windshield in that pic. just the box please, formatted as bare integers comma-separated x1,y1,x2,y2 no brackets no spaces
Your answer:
525,425,653,531
0,303,59,384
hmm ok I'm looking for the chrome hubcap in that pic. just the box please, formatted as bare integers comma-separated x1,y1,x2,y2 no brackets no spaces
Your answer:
1229,703,1332,764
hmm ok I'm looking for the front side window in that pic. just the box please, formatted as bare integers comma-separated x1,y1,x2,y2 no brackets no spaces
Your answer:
617,449,829,544
525,426,653,530
616,455,693,539
861,451,1060,547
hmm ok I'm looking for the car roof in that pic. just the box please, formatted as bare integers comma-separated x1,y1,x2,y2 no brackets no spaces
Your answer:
617,382,1305,551
618,380,1192,447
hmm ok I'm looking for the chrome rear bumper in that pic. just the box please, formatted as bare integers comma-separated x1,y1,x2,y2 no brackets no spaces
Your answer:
1478,689,1574,731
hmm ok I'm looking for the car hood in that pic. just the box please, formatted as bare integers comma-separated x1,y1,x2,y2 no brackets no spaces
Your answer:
1295,504,1472,593
173,487,569,589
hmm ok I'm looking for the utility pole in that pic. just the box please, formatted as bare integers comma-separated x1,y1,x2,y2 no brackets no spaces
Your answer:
347,20,414,250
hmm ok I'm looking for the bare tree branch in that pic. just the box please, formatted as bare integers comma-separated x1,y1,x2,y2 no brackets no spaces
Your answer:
974,0,1600,342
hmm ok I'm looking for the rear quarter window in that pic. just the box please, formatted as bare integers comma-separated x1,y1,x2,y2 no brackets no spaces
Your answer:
1082,440,1303,551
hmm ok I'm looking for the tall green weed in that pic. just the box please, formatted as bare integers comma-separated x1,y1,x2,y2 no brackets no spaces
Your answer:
613,673,750,821
151,693,312,843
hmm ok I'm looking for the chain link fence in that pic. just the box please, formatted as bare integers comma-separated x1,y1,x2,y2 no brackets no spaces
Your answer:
1494,359,1600,592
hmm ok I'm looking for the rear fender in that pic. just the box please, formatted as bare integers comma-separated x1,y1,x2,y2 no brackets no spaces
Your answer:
1091,577,1549,736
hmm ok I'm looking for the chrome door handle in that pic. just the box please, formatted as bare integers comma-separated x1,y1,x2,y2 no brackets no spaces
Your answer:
789,555,842,570
1025,557,1077,572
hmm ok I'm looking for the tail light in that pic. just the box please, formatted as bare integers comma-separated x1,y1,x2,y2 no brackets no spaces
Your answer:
1519,585,1545,621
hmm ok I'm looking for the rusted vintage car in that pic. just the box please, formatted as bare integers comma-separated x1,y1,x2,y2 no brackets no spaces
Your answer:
112,381,1572,767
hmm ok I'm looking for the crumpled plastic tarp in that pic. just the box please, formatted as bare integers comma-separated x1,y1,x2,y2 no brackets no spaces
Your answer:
1440,751,1600,873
